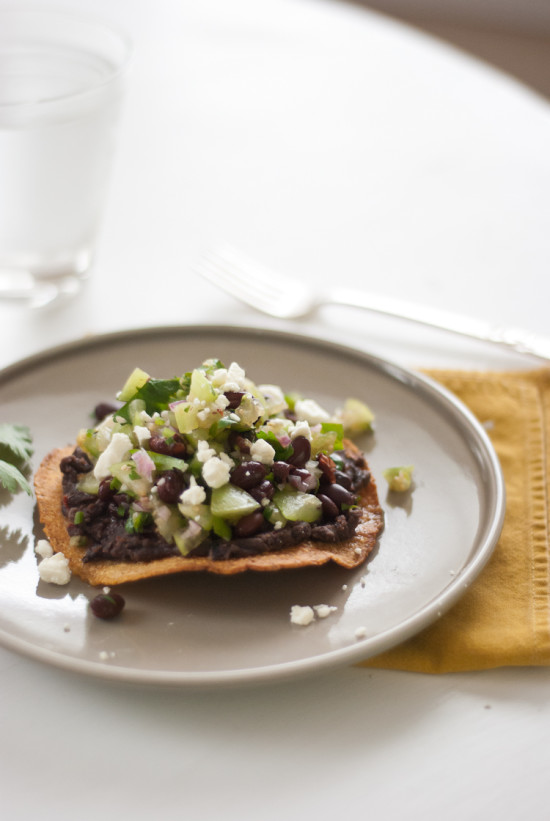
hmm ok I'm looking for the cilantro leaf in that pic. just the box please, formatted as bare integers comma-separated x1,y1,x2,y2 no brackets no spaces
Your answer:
0,460,32,495
0,423,33,462
0,424,33,496
117,378,181,421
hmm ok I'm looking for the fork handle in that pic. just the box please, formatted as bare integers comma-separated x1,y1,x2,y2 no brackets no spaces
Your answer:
328,288,550,361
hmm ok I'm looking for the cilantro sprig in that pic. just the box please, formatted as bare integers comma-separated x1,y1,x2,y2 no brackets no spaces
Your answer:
0,424,33,496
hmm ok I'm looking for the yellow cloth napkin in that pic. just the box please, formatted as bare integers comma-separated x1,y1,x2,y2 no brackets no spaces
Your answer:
361,367,550,674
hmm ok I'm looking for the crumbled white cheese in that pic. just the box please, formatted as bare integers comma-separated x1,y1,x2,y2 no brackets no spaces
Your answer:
202,456,231,488
38,552,71,585
294,398,330,424
291,420,312,441
133,425,151,447
264,417,293,437
214,393,230,410
35,538,54,559
218,452,235,467
355,626,368,640
259,383,287,415
211,368,228,387
314,604,338,619
290,605,315,626
196,439,216,463
180,482,207,505
226,362,247,387
94,432,132,480
249,438,275,465
290,603,337,625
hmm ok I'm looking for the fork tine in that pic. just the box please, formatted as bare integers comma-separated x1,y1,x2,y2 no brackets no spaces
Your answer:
196,247,286,309
194,246,312,318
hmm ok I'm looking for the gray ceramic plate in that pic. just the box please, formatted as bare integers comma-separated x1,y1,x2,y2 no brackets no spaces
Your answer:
0,326,505,687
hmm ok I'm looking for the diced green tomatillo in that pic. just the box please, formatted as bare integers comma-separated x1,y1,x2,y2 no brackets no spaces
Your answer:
212,515,232,540
234,394,263,428
77,428,101,458
127,398,147,425
273,488,322,523
320,422,344,449
188,368,217,403
109,460,152,498
173,402,201,434
152,506,185,543
118,367,150,402
178,502,213,531
174,523,206,556
338,398,375,434
383,465,414,492
111,421,134,438
310,429,338,457
147,451,188,472
263,503,287,529
210,484,260,522
77,473,100,495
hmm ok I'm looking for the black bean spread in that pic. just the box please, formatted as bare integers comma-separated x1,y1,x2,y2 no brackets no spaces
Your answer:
61,446,371,563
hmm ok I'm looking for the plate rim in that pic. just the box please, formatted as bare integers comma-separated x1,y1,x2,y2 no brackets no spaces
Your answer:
0,323,506,687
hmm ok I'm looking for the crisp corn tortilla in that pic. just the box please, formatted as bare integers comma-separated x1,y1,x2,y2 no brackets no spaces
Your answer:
34,441,384,586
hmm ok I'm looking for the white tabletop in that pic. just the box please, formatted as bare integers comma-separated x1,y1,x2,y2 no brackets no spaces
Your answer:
1,1,550,818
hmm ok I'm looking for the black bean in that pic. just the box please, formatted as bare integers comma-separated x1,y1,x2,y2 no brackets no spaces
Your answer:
230,461,267,490
94,402,119,422
112,493,131,506
90,592,125,619
156,469,186,504
324,483,357,508
272,461,291,483
334,469,352,490
233,510,267,538
288,436,311,467
227,431,251,454
317,493,340,519
224,391,245,409
98,477,116,502
288,469,316,493
248,480,275,503
149,434,187,458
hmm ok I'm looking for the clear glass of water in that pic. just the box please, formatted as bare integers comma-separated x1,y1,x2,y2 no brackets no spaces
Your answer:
0,9,132,307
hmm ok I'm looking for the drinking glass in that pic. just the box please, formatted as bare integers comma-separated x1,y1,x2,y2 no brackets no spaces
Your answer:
0,9,132,307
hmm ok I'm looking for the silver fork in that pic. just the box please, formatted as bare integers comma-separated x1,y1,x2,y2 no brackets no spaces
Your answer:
194,246,550,361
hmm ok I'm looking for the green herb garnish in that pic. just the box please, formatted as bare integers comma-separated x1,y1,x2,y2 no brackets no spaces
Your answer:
117,378,182,421
0,423,33,496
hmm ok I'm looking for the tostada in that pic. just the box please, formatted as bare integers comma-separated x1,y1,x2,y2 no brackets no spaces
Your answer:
34,359,384,586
